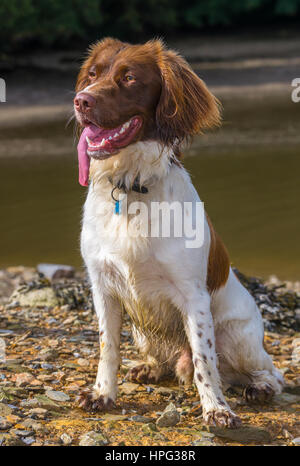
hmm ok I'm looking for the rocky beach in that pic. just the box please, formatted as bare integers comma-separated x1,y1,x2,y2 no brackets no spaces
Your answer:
0,265,299,446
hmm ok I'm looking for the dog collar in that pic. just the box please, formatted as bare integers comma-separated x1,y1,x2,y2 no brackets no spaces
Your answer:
109,176,148,215
108,176,148,195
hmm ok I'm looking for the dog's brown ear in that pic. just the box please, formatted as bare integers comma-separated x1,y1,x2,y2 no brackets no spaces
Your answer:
156,48,221,145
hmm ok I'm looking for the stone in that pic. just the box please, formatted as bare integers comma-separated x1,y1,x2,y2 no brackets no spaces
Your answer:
20,395,61,412
156,403,181,428
119,382,138,395
0,418,12,430
0,433,25,446
60,433,73,445
0,403,13,417
41,363,54,370
28,408,48,417
274,393,300,405
292,437,300,445
22,436,35,445
37,263,75,280
21,419,44,431
45,390,70,402
39,349,59,361
10,287,59,308
208,425,272,444
154,387,178,397
142,423,158,433
15,372,41,387
10,429,34,437
0,388,15,403
4,363,32,374
77,358,89,367
2,386,27,398
79,431,109,446
192,438,216,446
129,415,153,423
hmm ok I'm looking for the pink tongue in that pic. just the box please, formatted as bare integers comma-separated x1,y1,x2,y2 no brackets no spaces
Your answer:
77,124,102,186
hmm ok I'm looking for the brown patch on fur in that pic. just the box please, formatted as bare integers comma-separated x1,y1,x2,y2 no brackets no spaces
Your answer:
175,347,194,384
155,45,221,146
75,38,221,149
206,214,230,294
197,373,203,382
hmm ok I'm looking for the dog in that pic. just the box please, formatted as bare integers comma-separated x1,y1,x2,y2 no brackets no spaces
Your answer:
74,38,284,428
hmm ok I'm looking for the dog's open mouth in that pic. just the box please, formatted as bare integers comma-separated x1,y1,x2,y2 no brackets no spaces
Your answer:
77,115,143,186
84,116,143,160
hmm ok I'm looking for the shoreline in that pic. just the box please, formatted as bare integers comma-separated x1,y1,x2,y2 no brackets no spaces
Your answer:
1,265,299,333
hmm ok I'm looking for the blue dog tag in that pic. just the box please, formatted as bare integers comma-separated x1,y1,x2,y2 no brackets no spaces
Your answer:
114,200,121,215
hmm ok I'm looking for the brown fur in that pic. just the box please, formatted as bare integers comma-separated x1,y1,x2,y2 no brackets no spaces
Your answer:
206,215,230,294
75,38,221,150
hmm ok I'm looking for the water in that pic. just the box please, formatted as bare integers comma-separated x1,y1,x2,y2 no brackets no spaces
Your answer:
0,94,299,280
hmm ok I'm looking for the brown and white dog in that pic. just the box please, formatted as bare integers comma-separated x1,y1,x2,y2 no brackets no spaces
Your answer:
74,38,283,428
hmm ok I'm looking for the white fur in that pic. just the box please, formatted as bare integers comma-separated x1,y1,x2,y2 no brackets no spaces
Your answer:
81,141,283,423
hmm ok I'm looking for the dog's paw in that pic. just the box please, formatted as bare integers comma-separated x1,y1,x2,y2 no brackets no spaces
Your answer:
77,389,115,412
243,383,274,403
204,409,242,429
126,363,160,384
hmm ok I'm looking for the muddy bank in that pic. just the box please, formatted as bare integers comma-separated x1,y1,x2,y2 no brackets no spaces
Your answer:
0,266,299,446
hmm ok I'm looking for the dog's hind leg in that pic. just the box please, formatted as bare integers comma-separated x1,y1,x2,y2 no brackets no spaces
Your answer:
125,325,166,384
213,270,284,403
128,324,195,385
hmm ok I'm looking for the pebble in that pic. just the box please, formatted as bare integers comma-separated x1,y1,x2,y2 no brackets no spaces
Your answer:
119,382,138,395
0,418,12,430
154,387,177,397
156,403,181,428
192,438,216,446
292,437,300,445
60,433,73,445
10,429,34,437
208,425,272,444
142,423,158,434
79,431,109,446
37,263,75,281
0,403,13,416
22,419,45,431
10,286,59,308
15,372,41,387
39,349,59,362
44,390,70,402
129,415,152,423
20,394,61,411
22,436,36,445
0,433,25,446
28,408,48,416
77,358,89,367
41,363,54,370
274,393,300,405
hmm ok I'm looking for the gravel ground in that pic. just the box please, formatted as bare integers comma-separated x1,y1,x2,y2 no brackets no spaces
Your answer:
0,266,299,446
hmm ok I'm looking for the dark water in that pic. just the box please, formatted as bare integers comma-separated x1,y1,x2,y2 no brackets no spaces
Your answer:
1,96,299,280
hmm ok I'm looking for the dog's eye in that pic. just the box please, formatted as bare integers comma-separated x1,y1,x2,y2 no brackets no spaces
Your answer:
88,70,96,79
124,75,135,83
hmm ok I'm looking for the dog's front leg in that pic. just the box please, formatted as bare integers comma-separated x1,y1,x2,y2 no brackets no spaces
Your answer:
182,289,241,428
78,288,122,411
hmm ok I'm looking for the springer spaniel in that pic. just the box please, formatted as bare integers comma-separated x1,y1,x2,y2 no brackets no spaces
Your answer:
74,38,283,428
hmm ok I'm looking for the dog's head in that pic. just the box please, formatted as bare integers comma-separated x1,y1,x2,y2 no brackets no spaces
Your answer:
74,38,220,161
